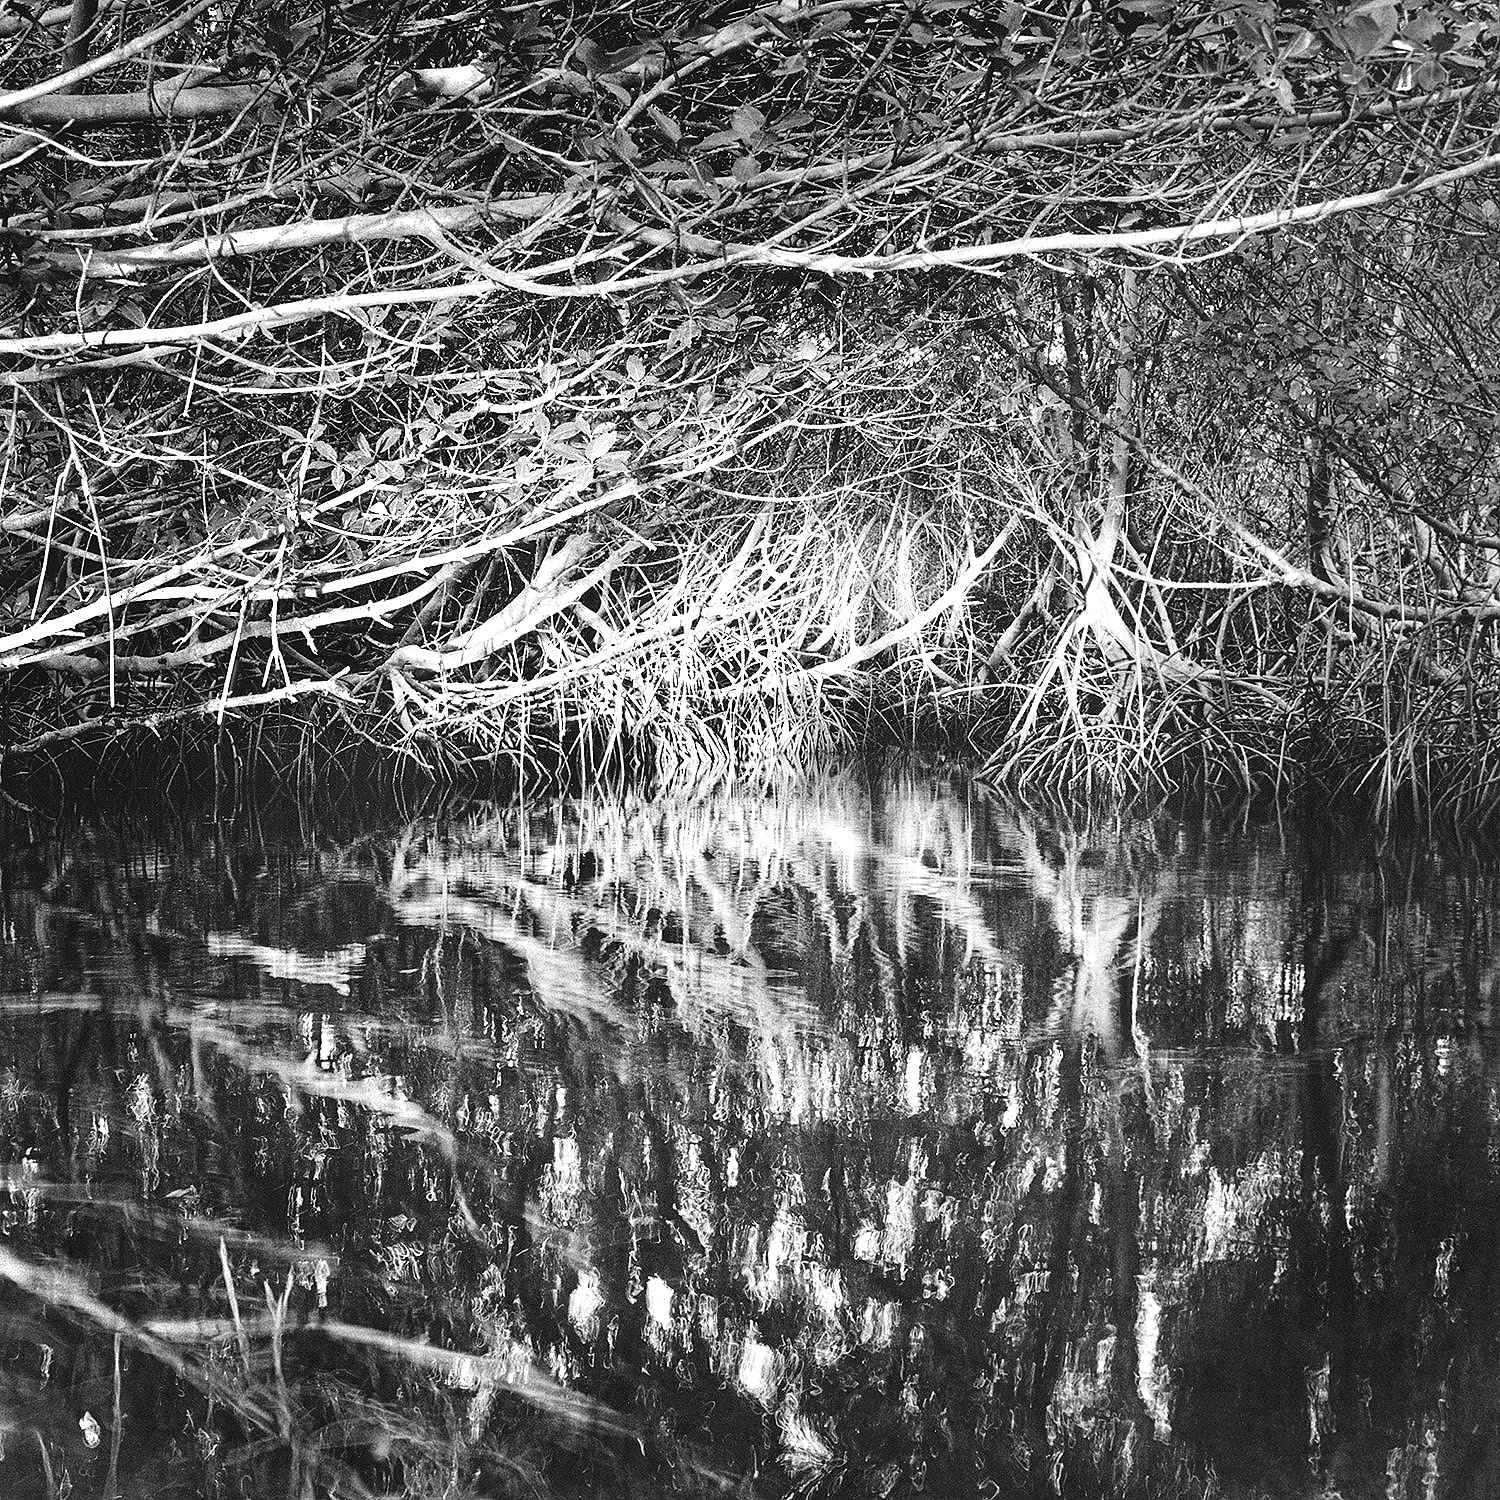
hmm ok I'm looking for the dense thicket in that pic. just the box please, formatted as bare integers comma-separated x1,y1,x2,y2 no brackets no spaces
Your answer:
3,1,1500,808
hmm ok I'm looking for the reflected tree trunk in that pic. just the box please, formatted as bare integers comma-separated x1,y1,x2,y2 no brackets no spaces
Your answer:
1297,837,1359,1481
1028,1037,1087,1419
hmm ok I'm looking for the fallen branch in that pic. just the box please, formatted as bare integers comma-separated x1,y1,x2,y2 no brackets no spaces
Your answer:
0,0,121,37
0,0,217,114
7,674,358,755
0,63,359,128
389,534,642,674
7,565,448,677
49,195,571,278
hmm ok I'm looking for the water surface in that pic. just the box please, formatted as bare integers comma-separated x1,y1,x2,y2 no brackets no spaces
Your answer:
1,773,1497,1498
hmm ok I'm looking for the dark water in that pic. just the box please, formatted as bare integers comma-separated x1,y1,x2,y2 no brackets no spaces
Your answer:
1,772,1498,1499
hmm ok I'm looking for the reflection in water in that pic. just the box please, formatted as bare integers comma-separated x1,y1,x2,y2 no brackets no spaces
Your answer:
0,773,1497,1498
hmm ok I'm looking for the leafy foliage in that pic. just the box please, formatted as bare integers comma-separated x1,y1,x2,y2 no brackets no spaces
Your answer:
1,2,1500,807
